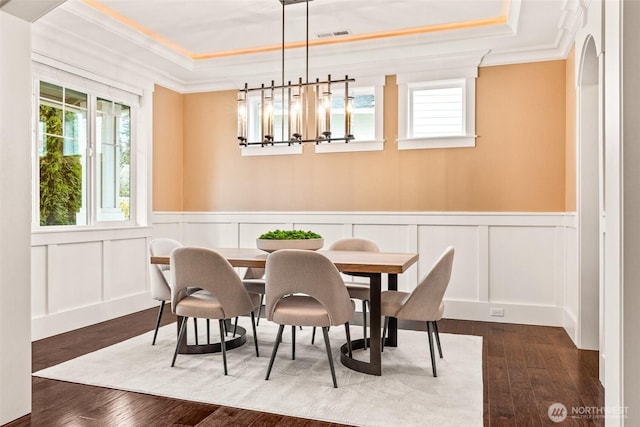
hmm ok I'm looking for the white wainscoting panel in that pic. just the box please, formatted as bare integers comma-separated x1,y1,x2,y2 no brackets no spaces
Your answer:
31,227,155,340
31,245,48,319
488,226,558,306
30,212,580,342
104,238,147,301
185,221,239,249
239,223,292,248
353,224,418,291
48,241,103,313
152,221,181,241
563,224,579,343
418,225,481,302
152,211,578,333
295,223,349,248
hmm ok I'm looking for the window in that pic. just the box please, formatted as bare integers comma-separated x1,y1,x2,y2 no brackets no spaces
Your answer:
327,86,375,140
314,81,384,154
398,73,477,150
409,81,464,137
36,80,134,227
241,78,384,156
241,90,302,157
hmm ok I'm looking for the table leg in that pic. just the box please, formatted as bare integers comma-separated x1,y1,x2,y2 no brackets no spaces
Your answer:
386,273,398,347
368,273,382,372
340,273,382,376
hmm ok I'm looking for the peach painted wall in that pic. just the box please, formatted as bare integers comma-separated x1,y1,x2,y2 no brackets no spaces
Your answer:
157,60,570,212
565,46,577,212
152,85,184,211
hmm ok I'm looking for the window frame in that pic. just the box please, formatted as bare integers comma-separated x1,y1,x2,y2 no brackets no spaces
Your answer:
32,65,144,230
397,70,477,150
315,77,385,154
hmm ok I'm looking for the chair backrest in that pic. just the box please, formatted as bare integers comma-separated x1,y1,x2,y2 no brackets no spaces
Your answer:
396,246,455,322
265,249,353,326
328,238,380,252
170,247,256,319
148,238,182,301
328,238,379,278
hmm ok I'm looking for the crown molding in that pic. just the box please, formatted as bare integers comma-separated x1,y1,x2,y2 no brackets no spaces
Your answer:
31,0,583,95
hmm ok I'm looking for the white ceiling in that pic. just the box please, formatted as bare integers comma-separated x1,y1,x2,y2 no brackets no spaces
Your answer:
30,0,585,92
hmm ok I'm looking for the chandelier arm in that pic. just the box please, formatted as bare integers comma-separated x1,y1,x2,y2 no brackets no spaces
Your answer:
281,0,286,141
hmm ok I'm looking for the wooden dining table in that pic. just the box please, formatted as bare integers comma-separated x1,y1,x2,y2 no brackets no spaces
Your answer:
151,247,418,376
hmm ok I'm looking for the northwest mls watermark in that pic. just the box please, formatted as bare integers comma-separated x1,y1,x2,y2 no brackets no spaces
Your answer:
548,402,628,422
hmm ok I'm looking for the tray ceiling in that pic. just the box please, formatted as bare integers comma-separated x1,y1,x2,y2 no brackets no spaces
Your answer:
31,0,585,91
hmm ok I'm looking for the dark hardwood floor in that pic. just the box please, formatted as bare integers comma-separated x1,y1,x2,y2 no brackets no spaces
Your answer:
4,308,603,426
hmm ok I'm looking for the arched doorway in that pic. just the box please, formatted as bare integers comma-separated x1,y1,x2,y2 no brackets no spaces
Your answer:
576,36,601,370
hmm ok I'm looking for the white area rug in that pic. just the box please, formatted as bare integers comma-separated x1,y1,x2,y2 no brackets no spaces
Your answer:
34,318,483,427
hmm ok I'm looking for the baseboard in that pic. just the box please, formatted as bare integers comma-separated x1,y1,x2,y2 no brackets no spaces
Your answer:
31,292,157,341
443,300,564,327
562,307,578,345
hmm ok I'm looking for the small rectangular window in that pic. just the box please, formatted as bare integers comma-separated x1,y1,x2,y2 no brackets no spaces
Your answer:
410,84,464,138
314,83,384,154
398,75,476,150
329,86,376,141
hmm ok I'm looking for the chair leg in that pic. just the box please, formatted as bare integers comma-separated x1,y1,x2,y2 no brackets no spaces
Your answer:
233,317,239,337
362,300,368,350
321,327,338,388
266,324,285,380
152,301,165,345
171,317,188,367
426,321,438,377
292,325,296,360
433,321,443,358
218,319,228,375
256,294,264,326
311,327,316,344
382,316,389,352
193,318,199,345
250,311,259,357
344,322,353,358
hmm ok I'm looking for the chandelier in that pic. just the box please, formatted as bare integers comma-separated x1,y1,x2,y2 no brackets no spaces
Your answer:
237,0,355,147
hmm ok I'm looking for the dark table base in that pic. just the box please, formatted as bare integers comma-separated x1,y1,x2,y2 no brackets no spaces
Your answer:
177,318,247,354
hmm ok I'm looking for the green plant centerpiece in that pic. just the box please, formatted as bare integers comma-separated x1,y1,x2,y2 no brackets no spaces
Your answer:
256,229,324,252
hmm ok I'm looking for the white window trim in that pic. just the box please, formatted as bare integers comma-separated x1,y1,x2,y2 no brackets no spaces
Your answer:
241,144,303,156
397,69,477,151
32,61,151,230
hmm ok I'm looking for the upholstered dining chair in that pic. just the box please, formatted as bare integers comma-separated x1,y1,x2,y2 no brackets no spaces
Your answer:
264,249,354,388
320,238,380,348
242,267,265,326
149,238,183,345
170,247,261,375
381,246,454,377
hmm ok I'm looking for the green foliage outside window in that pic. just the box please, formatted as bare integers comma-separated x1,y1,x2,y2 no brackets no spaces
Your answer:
39,105,82,226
